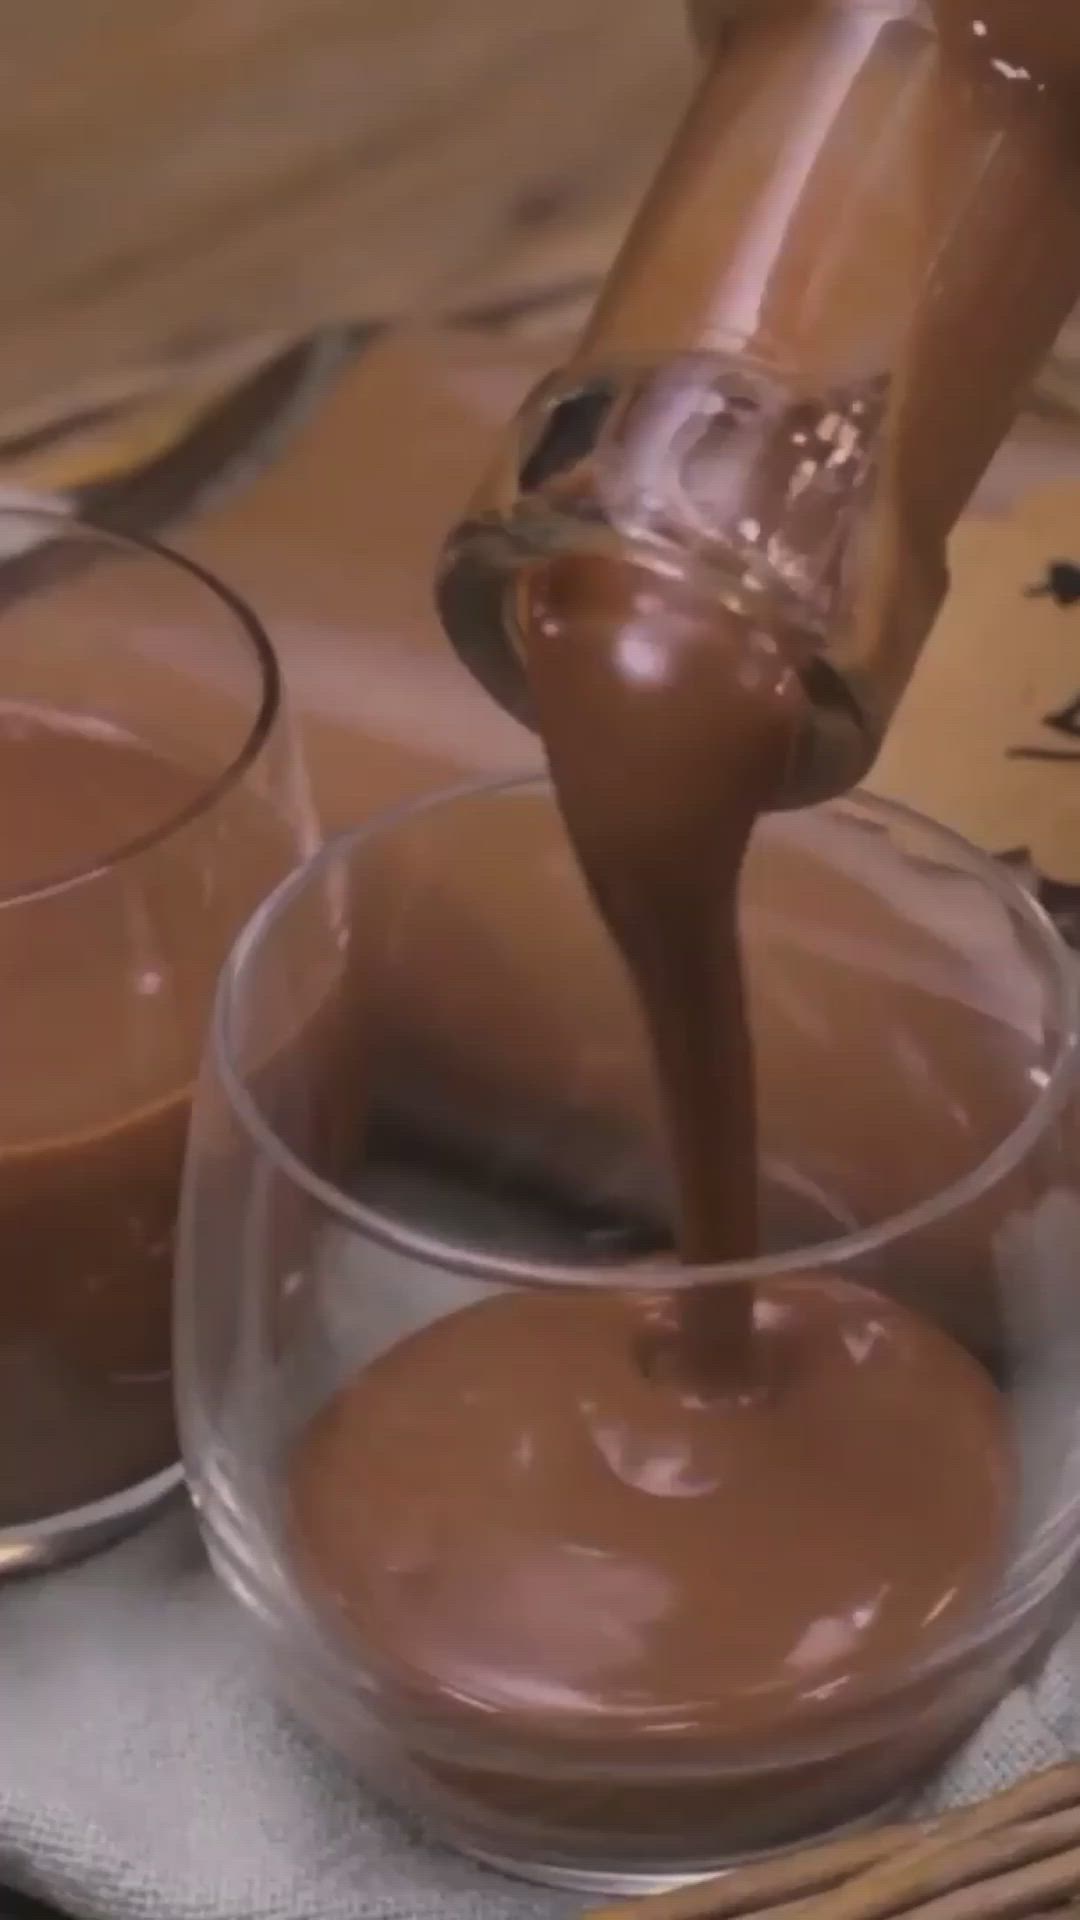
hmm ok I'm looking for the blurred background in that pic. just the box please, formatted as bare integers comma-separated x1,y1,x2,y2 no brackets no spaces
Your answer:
0,1,691,523
0,0,694,832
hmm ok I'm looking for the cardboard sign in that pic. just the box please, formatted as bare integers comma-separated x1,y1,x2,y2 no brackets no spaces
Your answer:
871,474,1080,887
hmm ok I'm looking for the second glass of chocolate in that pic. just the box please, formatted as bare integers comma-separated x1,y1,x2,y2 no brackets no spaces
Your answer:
178,774,1080,1892
0,510,314,1575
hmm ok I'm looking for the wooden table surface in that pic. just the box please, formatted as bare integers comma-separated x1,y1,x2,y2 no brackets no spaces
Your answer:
185,328,551,831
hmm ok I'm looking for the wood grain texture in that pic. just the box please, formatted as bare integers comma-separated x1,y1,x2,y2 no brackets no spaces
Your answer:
0,1,692,439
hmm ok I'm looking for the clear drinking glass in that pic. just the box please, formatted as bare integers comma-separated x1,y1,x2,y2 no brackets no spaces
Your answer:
0,509,316,1575
177,775,1080,1893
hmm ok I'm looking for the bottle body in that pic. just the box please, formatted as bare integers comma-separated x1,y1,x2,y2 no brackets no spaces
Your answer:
439,0,1080,804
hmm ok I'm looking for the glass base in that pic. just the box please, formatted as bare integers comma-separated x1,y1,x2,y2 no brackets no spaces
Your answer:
454,1799,906,1894
0,1461,185,1579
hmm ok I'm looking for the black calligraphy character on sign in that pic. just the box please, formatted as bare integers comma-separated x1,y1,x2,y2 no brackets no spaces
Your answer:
1025,561,1080,608
1009,561,1080,761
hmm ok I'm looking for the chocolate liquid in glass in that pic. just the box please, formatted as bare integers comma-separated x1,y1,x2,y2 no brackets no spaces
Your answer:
0,703,277,1525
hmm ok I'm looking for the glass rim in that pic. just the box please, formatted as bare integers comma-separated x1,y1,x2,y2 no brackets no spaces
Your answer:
0,508,282,911
214,773,1080,1291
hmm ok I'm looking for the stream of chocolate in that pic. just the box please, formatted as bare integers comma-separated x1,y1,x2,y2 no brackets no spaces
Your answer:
521,554,800,1390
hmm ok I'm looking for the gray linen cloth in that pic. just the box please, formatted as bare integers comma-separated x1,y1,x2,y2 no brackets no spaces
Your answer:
0,1501,1078,1920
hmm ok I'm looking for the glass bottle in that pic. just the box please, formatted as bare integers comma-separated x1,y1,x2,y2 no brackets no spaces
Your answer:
438,0,1080,811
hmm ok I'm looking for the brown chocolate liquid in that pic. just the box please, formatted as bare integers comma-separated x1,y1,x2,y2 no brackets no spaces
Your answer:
289,1282,1010,1847
520,557,796,1390
0,702,282,1525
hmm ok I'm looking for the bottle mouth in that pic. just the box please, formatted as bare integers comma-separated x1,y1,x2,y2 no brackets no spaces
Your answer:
436,350,886,787
437,506,878,803
436,511,539,731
